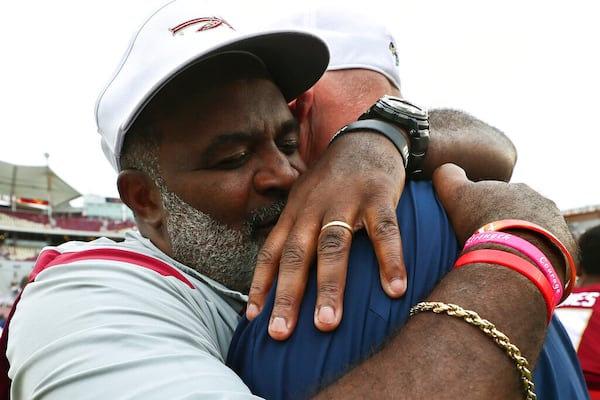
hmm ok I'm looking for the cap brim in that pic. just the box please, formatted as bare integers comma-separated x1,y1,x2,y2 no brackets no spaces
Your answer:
212,31,329,102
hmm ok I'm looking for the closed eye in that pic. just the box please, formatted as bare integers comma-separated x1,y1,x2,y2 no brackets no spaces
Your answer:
277,138,299,155
276,119,301,155
213,150,251,170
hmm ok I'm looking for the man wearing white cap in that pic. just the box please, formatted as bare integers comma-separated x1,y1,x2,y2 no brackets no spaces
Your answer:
0,1,580,399
229,4,589,400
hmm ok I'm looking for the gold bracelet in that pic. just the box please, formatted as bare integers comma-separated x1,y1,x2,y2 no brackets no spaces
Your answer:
410,301,536,400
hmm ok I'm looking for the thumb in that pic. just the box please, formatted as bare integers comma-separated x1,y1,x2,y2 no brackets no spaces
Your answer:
433,163,485,243
432,163,469,202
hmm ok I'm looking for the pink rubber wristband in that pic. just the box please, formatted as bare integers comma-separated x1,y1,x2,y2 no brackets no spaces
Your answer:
463,232,562,305
476,219,576,302
455,249,554,323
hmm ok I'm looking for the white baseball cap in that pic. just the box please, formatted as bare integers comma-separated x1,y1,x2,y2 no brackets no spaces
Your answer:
267,3,401,90
95,0,329,171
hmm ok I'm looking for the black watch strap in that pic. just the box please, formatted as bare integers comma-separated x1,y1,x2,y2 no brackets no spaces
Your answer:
330,119,409,168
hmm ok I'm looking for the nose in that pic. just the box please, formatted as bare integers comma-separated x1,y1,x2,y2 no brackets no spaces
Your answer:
253,148,300,195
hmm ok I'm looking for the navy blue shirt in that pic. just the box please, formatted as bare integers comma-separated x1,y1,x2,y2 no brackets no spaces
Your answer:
227,181,588,399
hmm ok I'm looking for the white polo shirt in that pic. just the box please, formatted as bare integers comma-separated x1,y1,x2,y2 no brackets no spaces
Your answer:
6,231,262,399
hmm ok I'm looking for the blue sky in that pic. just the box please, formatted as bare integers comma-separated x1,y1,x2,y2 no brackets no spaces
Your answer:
1,0,598,211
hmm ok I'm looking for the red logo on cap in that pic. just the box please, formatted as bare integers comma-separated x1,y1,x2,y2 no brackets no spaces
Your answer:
169,16,235,35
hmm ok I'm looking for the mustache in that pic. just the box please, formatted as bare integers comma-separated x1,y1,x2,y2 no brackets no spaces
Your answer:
245,200,286,236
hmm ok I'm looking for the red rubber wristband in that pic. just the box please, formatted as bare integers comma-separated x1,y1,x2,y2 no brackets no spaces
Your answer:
455,249,554,323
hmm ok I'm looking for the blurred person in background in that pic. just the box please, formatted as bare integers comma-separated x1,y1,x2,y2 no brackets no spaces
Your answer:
556,224,600,399
0,298,13,335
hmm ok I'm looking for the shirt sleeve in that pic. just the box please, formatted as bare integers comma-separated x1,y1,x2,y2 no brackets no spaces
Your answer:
227,181,459,400
7,256,262,400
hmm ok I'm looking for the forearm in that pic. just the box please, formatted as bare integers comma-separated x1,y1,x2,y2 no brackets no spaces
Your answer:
314,225,572,399
314,263,547,399
418,108,517,182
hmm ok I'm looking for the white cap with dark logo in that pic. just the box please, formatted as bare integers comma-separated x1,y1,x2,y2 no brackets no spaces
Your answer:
95,0,329,171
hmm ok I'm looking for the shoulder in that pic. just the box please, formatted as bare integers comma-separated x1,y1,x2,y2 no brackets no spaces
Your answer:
397,181,449,230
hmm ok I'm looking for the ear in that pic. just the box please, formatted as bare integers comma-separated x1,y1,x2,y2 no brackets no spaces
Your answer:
117,169,163,228
289,88,315,125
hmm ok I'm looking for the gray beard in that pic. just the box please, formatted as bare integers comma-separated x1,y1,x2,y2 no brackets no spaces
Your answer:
158,185,284,294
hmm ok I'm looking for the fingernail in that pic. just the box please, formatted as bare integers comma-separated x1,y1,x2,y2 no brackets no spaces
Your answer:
389,278,406,295
246,303,259,319
316,306,336,325
270,317,288,335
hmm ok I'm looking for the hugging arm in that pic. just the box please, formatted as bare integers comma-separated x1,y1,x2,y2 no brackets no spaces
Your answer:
231,164,579,399
248,107,519,339
420,108,517,181
315,164,576,398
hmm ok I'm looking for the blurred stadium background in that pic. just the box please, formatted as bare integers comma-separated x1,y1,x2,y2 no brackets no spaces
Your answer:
0,159,135,299
0,158,598,299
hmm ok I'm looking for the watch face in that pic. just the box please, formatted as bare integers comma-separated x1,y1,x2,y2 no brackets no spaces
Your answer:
380,95,427,117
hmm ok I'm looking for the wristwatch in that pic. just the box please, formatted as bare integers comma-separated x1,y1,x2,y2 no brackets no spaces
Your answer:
358,95,430,174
